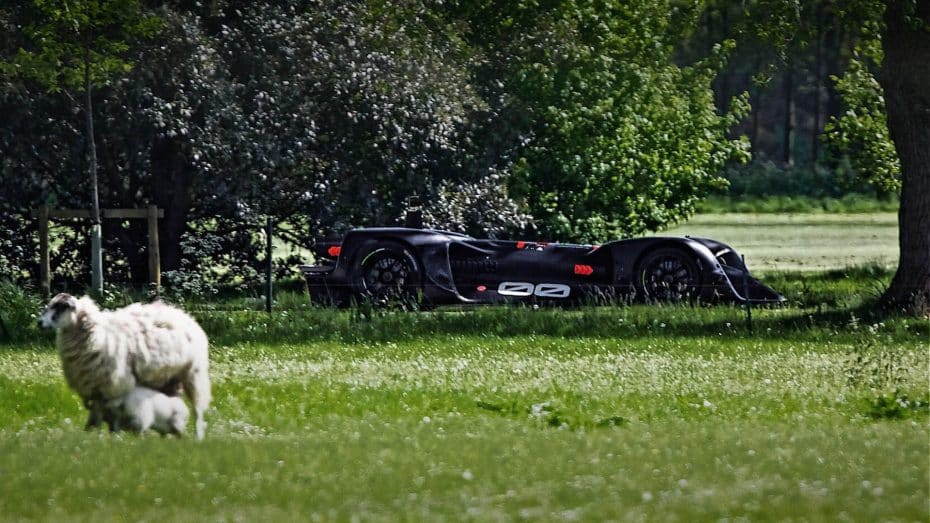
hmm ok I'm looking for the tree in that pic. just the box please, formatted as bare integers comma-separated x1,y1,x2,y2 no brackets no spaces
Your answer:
3,0,157,291
2,1,526,287
878,0,930,312
745,0,929,313
443,0,749,242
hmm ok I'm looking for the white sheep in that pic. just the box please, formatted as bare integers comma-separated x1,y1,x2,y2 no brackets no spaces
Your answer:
107,386,190,436
39,293,211,439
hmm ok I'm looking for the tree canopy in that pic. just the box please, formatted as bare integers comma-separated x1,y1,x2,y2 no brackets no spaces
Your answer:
443,0,749,241
0,0,926,313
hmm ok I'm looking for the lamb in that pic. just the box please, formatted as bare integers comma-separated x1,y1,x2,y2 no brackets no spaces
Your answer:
107,386,190,436
38,293,211,439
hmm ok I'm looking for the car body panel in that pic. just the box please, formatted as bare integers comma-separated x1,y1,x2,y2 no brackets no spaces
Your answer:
300,227,786,306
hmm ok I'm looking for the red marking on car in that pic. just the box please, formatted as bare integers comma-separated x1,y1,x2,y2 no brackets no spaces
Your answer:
327,246,341,257
516,241,526,249
574,264,594,276
477,285,487,292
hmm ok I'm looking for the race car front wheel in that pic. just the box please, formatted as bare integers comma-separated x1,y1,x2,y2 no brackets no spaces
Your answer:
353,241,423,308
635,247,701,303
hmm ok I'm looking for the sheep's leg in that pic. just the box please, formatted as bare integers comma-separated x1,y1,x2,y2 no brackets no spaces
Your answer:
183,366,212,440
105,406,123,433
84,400,104,430
108,413,121,433
126,421,144,434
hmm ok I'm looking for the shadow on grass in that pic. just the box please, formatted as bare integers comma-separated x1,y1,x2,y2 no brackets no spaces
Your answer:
3,267,924,349
191,300,927,347
3,300,924,351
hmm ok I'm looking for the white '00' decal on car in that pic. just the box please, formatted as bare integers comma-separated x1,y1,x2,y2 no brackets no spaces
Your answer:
498,282,570,298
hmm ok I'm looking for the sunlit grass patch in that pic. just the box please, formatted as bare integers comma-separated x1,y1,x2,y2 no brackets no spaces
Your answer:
665,212,898,271
0,293,926,520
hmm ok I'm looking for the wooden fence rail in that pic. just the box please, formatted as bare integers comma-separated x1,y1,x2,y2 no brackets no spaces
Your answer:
32,205,164,297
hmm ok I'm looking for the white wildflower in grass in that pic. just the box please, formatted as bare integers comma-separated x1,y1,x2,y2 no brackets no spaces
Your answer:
530,402,551,417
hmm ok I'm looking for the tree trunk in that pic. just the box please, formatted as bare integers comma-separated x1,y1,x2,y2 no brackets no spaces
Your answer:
85,67,99,224
782,60,795,167
750,57,762,154
825,23,847,121
717,4,730,115
84,46,103,292
811,3,825,165
880,0,930,314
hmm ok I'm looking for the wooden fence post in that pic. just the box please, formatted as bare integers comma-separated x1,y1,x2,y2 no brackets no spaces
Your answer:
38,204,50,298
147,204,161,293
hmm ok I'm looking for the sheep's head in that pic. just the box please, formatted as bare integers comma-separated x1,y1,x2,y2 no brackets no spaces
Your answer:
38,293,79,330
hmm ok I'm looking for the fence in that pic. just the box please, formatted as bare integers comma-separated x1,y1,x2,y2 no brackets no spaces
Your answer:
33,205,164,297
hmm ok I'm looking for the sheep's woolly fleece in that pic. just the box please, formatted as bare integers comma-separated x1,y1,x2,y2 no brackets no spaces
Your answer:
39,294,211,439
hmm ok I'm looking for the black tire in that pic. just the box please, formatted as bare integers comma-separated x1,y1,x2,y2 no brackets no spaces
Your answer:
634,247,701,303
351,241,423,307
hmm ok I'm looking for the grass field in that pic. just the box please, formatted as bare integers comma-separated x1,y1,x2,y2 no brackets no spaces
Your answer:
665,213,898,271
1,213,926,521
1,302,927,521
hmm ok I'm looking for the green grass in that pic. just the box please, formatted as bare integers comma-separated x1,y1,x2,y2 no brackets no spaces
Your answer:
1,213,924,520
665,213,898,271
1,302,927,521
697,194,899,214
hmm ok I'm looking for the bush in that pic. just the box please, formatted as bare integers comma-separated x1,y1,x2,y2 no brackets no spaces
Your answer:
698,194,898,214
698,161,898,213
721,161,847,198
0,281,42,344
697,162,899,214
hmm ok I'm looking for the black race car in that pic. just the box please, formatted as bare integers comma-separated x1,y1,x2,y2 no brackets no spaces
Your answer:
299,227,785,307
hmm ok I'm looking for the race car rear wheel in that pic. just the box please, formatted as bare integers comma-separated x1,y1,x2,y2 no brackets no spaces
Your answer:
634,247,701,303
353,241,423,308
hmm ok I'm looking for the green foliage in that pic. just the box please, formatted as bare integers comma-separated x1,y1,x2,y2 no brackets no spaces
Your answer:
845,339,930,420
490,2,750,241
697,161,899,213
720,161,870,198
865,392,930,420
0,280,41,343
823,56,901,193
411,175,533,238
3,0,159,93
698,194,898,214
0,0,912,292
1,1,537,286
